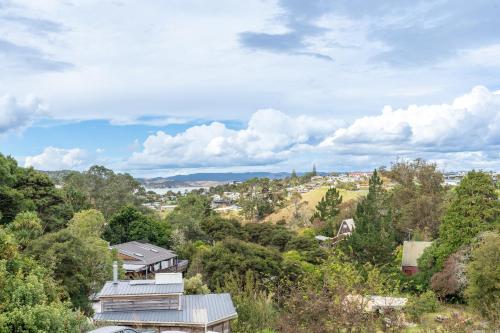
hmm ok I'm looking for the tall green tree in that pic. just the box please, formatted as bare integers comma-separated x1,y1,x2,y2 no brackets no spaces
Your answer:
388,159,445,240
343,170,395,266
7,211,43,250
0,227,89,332
465,232,500,324
311,187,342,223
63,165,143,218
104,205,171,246
420,171,500,276
27,210,115,314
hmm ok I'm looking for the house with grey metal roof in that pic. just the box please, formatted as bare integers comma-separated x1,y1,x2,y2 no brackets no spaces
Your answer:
94,267,237,333
401,241,432,276
111,241,188,277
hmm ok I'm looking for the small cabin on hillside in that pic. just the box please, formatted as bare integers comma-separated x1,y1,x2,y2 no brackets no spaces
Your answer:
337,218,355,237
401,241,432,276
112,241,188,277
94,268,237,333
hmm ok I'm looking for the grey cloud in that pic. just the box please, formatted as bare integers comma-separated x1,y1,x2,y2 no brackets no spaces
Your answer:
0,38,73,72
1,15,64,35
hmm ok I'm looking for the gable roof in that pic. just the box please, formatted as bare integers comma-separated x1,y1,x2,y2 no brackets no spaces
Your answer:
401,241,432,267
111,241,177,265
337,218,356,236
94,294,237,326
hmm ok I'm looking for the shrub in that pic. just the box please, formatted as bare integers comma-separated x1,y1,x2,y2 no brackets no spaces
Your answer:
405,290,439,322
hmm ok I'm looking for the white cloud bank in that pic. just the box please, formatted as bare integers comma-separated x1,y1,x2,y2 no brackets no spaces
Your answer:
24,146,87,171
0,95,44,134
129,86,500,170
23,86,500,172
130,109,340,168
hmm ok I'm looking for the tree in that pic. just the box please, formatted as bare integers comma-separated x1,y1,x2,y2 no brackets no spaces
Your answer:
63,165,143,218
27,210,115,314
222,271,277,333
0,154,72,230
465,232,500,324
200,238,283,290
311,187,342,222
419,171,500,280
311,164,317,177
184,274,210,294
0,228,89,332
343,170,396,266
168,193,211,240
104,205,171,246
388,159,445,240
7,211,43,250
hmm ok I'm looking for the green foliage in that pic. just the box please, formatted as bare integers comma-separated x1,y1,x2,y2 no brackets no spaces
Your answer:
0,228,88,332
104,205,171,246
243,223,294,251
388,159,445,240
343,170,396,266
201,216,246,242
28,210,115,314
405,290,439,322
222,271,277,333
200,238,284,290
465,232,500,323
0,154,72,230
419,171,500,282
7,211,43,249
184,273,211,295
168,193,211,241
63,165,142,218
68,209,106,238
311,187,342,222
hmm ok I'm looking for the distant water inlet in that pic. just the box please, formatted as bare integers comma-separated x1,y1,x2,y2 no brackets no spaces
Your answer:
144,186,209,194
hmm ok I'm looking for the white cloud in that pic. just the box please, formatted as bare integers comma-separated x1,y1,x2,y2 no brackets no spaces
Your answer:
0,94,44,134
129,109,340,168
129,86,500,171
24,146,88,170
322,85,500,151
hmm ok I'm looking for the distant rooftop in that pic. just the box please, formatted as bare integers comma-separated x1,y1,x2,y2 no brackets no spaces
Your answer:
95,294,237,326
111,241,177,265
99,273,184,297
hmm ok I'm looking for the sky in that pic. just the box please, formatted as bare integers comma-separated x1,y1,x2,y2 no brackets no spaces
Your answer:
1,0,499,176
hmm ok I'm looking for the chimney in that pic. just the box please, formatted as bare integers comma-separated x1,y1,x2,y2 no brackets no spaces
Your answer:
112,261,118,284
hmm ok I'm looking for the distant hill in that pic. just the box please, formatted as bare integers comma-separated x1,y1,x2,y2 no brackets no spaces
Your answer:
137,171,328,188
166,172,291,182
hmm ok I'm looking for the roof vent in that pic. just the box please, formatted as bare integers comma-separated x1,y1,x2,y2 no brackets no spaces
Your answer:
150,248,159,253
133,252,144,257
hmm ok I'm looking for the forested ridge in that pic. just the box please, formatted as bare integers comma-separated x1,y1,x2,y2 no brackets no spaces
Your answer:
0,153,498,332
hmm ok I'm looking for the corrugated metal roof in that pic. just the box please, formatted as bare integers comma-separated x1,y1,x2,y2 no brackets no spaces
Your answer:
112,241,177,265
99,280,184,297
87,326,134,333
401,241,432,267
94,294,237,325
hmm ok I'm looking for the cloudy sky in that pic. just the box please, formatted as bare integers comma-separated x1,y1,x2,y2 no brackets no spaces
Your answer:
1,0,499,176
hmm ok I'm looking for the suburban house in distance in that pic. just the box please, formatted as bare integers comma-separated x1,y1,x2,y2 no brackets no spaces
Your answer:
112,241,188,277
94,266,237,333
401,241,433,276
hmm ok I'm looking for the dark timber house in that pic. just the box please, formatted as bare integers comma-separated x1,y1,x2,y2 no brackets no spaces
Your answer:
112,241,188,277
94,268,237,333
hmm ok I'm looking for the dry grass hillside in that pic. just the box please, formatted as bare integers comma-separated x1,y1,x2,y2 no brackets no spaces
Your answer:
265,187,367,223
